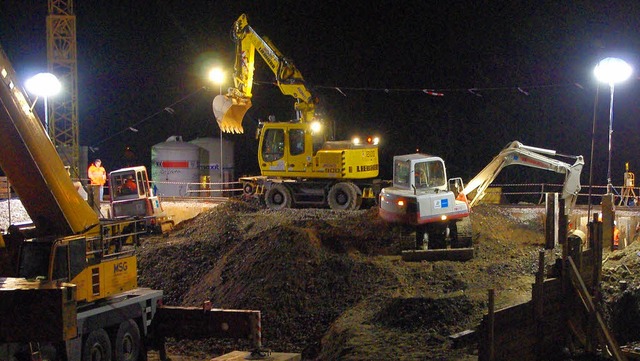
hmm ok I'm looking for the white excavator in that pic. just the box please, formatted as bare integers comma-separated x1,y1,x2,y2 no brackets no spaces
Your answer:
379,141,583,260
461,140,584,214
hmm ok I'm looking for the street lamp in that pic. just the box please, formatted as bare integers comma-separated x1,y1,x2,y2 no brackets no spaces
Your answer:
594,57,633,194
208,68,225,191
25,72,61,131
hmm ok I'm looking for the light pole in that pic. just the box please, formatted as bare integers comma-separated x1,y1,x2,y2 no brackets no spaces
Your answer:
208,68,225,191
594,57,632,194
25,72,61,133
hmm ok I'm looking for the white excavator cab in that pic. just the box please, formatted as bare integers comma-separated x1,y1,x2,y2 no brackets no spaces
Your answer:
392,154,448,192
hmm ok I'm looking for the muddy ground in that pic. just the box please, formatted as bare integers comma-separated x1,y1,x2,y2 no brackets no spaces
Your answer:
136,201,572,360
3,197,639,360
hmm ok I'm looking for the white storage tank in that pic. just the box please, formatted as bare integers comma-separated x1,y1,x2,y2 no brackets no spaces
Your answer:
151,136,200,197
189,137,234,195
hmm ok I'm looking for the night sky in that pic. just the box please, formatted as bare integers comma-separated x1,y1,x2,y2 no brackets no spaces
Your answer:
1,1,640,197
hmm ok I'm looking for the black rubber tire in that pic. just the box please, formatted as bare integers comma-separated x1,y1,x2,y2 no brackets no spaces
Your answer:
243,182,256,196
265,183,293,210
82,328,112,361
113,320,141,361
328,182,359,210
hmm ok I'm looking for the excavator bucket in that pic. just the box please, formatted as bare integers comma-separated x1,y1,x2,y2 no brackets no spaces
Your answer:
212,94,252,134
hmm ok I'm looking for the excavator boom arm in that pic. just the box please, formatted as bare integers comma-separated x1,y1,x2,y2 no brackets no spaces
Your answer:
462,141,584,212
213,14,315,134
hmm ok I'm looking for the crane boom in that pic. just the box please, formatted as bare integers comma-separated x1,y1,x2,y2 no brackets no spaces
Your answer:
462,141,584,213
213,13,316,134
0,44,99,236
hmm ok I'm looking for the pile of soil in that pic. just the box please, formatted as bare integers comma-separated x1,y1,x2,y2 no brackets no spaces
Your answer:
137,201,556,360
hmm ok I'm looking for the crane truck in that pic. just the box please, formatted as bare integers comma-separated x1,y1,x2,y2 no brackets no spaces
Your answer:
379,141,584,256
0,44,270,360
213,14,382,211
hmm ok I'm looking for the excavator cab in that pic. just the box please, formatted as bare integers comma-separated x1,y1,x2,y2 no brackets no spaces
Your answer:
392,155,447,192
108,166,174,234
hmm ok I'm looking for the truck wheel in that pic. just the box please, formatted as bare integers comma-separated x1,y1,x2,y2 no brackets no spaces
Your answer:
243,182,256,196
82,328,112,361
328,182,359,210
265,184,293,210
113,320,141,361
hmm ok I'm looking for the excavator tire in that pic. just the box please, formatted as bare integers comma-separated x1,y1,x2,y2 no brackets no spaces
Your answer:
265,184,293,210
328,182,360,211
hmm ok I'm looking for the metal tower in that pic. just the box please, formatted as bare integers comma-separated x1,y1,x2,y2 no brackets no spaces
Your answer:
46,0,80,176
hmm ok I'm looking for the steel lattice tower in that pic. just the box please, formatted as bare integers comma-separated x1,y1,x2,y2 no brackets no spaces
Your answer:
46,0,79,176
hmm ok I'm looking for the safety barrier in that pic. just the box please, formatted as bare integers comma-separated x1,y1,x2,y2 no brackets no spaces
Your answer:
481,183,628,207
66,178,634,205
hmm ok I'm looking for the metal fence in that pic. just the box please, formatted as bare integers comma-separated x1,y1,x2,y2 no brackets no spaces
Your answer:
67,177,635,206
483,182,630,207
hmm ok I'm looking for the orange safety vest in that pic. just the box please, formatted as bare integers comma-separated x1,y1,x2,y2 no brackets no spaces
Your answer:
88,164,106,185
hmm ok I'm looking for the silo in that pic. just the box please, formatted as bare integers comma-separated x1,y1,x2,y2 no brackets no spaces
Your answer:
151,136,200,197
189,137,234,195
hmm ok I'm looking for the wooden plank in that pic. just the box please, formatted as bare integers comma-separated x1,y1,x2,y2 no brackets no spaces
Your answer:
212,351,301,361
449,329,476,349
493,326,536,345
492,302,533,327
401,247,474,262
568,256,626,361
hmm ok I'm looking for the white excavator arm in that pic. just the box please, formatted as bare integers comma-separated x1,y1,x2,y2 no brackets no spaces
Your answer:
462,141,584,213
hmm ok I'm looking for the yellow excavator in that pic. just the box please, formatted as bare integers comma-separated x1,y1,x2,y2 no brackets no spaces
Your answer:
0,42,269,360
213,14,382,210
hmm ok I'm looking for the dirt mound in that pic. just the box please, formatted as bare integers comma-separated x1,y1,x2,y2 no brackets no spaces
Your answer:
137,202,551,360
373,295,478,333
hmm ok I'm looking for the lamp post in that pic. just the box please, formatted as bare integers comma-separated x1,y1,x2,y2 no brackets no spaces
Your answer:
208,68,225,191
25,72,61,132
594,57,632,194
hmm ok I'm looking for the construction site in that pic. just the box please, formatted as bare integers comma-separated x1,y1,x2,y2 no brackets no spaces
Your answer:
3,2,640,361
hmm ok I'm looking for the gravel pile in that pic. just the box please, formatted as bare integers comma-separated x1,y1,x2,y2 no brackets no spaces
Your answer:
0,199,31,231
136,201,554,360
13,196,621,360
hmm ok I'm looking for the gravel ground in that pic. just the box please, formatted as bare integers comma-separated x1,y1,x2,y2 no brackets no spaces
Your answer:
136,200,556,360
0,199,31,231
3,197,638,360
